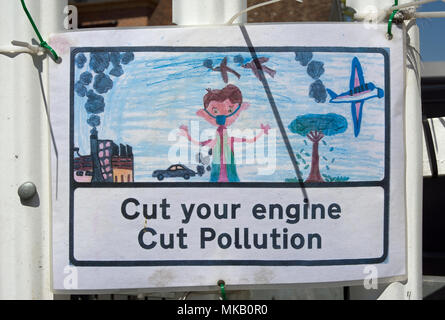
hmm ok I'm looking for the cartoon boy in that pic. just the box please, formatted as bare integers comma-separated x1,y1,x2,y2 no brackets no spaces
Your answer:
179,84,270,182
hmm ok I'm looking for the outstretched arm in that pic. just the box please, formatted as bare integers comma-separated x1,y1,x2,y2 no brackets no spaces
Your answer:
232,124,271,143
178,125,216,147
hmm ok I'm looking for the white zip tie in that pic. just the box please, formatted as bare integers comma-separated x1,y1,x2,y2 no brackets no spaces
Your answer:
0,40,45,56
226,0,303,25
414,10,445,18
393,8,445,20
354,0,445,23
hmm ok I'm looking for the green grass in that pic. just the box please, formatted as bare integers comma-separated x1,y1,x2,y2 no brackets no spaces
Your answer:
285,177,304,183
322,174,350,182
285,175,350,183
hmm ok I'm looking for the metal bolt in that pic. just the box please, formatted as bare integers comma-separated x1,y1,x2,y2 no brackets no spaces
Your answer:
18,182,37,200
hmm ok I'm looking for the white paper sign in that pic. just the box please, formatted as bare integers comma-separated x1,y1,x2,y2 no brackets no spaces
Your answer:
50,23,406,291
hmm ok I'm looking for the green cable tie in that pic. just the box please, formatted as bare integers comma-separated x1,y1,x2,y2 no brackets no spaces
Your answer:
20,0,59,61
387,0,399,39
220,283,227,300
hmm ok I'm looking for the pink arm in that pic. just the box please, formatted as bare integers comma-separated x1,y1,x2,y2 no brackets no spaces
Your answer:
232,133,263,143
179,125,216,147
232,124,271,143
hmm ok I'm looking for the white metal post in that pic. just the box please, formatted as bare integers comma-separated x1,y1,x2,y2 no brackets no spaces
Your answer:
402,19,423,300
172,0,247,25
347,0,423,300
0,0,67,299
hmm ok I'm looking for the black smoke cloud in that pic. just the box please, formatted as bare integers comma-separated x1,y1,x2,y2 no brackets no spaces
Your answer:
110,52,124,77
89,52,110,73
110,52,121,65
74,81,87,97
121,52,135,65
294,51,327,103
75,53,87,68
307,61,325,80
74,51,134,128
203,59,213,69
110,65,124,77
87,114,101,127
295,52,313,67
309,80,327,103
79,71,93,85
233,55,245,64
85,90,105,114
93,73,113,94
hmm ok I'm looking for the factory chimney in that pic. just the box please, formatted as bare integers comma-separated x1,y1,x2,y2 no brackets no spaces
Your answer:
90,128,104,182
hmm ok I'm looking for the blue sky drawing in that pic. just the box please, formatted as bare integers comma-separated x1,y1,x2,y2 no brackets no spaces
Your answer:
74,50,386,182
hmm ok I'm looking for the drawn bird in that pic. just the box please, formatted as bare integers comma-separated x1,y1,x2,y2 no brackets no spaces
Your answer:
326,57,384,137
241,57,276,80
203,57,240,83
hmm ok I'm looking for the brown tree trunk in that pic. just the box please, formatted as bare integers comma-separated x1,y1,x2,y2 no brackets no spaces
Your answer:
305,131,324,183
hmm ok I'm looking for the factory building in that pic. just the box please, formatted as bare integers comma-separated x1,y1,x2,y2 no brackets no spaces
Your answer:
74,130,134,183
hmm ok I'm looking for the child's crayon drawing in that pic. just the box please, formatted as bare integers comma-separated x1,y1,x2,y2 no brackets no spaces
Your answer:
72,49,386,184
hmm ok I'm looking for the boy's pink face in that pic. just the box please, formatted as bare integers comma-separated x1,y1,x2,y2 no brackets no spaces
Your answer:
197,99,249,127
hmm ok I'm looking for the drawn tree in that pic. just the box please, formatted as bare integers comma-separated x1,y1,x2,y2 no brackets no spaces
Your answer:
288,113,347,182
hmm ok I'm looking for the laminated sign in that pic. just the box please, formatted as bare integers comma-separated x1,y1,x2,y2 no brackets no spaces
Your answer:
50,23,406,290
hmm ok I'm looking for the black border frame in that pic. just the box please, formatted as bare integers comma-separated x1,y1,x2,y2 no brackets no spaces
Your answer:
69,45,390,267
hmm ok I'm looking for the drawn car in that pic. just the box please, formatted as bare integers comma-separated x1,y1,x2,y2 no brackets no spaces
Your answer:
152,164,196,181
